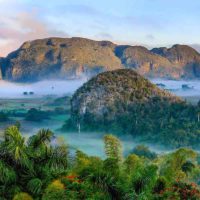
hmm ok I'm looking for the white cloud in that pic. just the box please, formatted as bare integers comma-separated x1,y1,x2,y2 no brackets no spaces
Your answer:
0,11,68,56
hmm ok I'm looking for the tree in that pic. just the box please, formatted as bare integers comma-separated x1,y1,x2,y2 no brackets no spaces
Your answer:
0,126,68,199
104,134,122,162
13,192,33,200
131,145,157,160
0,126,28,166
124,154,141,173
42,180,66,200
25,108,48,122
160,148,197,182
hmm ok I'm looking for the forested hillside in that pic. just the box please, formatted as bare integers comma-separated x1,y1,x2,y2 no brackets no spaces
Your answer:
65,69,200,148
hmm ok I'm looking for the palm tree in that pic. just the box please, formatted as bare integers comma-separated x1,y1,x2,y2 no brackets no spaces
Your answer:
0,126,29,167
27,129,53,150
0,126,68,199
25,129,68,198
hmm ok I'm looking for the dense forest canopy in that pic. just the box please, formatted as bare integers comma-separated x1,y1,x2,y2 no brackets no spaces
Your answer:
1,126,200,199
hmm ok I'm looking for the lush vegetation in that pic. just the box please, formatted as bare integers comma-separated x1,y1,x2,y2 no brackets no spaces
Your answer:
1,126,200,199
0,96,70,125
64,96,200,148
25,108,50,122
131,145,157,160
64,69,200,149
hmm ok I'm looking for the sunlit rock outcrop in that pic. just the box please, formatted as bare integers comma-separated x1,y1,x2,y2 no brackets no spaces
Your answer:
1,37,200,82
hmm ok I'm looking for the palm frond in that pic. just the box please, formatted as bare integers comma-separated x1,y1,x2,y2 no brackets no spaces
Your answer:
27,178,43,195
27,129,53,149
0,160,16,184
46,145,68,170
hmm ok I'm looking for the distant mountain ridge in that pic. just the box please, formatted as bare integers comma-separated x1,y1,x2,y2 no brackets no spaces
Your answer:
1,37,200,82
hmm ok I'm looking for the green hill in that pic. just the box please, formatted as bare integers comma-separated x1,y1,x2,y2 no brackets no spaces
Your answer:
71,69,181,119
65,69,200,148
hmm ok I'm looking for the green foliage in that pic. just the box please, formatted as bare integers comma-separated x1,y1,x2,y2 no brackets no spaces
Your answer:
131,164,158,197
67,71,200,148
160,148,197,182
153,176,167,194
13,192,33,200
1,129,200,199
131,145,157,160
0,126,68,200
181,161,195,175
124,154,141,173
25,108,49,122
0,161,16,184
27,178,43,195
104,134,122,162
42,180,66,200
2,126,28,165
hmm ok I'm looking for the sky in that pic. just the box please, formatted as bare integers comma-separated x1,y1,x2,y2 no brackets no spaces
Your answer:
0,0,200,56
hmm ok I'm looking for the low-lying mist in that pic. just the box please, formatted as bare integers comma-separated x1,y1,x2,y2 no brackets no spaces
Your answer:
1,78,200,157
152,79,200,97
0,79,87,98
1,78,200,99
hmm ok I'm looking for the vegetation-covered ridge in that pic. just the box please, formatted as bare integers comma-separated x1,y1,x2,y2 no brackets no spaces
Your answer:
1,126,200,199
65,69,200,148
1,37,200,82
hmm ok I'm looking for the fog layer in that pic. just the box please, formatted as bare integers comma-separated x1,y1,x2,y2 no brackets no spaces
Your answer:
0,79,87,98
151,79,200,97
1,78,200,157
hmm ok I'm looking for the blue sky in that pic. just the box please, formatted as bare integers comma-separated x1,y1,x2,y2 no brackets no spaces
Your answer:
0,0,200,56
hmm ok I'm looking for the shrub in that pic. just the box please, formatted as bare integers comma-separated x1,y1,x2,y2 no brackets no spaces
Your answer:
25,108,49,121
13,193,33,200
131,145,157,160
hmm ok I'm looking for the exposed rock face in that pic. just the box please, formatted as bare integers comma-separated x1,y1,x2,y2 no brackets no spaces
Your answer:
2,37,122,82
0,57,5,80
115,45,182,79
71,69,181,121
1,37,200,82
151,45,200,63
151,45,200,78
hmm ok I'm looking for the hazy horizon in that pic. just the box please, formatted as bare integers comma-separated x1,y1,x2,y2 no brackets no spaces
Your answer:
0,0,200,56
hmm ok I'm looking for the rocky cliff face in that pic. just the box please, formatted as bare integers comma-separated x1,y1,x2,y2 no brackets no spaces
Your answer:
1,37,200,82
1,37,122,82
151,45,200,63
151,45,200,78
0,57,5,80
115,45,182,79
